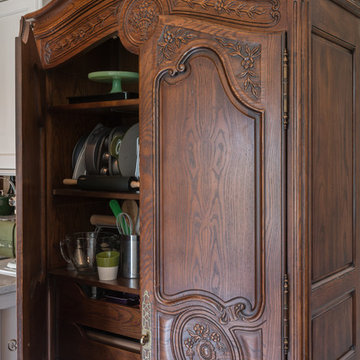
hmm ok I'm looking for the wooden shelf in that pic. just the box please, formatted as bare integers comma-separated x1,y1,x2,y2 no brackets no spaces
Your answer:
53,188,139,200
50,268,140,295
49,99,139,113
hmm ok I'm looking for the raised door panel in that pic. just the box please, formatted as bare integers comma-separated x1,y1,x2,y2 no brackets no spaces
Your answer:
160,53,262,308
140,16,284,360
311,32,353,283
310,0,360,359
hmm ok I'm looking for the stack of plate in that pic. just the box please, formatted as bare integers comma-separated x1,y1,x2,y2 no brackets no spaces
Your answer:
72,123,139,180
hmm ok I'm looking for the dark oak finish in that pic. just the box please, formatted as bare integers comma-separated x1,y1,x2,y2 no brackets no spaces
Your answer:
140,14,284,360
55,277,141,339
53,188,140,200
16,29,47,360
309,1,360,360
57,321,141,360
16,0,360,359
50,268,140,294
49,99,139,113
311,30,353,283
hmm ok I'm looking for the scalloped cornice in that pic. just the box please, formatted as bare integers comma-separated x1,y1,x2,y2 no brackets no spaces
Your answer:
22,0,123,68
21,0,284,69
167,0,281,27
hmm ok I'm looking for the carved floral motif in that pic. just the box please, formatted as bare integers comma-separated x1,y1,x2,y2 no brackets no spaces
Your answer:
219,303,247,325
175,0,280,26
44,5,120,65
126,0,161,44
184,323,227,360
216,38,261,99
158,26,197,64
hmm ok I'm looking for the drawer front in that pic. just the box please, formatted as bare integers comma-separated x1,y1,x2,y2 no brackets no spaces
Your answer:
55,277,141,339
58,320,141,360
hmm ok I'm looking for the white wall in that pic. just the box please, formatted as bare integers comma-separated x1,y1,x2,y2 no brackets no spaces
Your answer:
0,0,44,174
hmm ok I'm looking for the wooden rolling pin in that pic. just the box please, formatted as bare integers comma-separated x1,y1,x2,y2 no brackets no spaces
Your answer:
90,214,116,227
63,175,140,192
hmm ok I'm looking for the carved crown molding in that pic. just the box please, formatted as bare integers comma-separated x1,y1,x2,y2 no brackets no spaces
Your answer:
167,0,280,27
43,4,121,66
22,0,122,68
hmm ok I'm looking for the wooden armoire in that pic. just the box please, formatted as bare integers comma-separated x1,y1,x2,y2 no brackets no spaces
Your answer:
16,0,360,359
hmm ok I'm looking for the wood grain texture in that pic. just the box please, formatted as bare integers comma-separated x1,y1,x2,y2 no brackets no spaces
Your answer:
49,99,139,113
52,188,140,200
57,321,141,360
50,268,140,294
288,1,312,359
24,0,122,68
310,0,360,359
16,31,47,360
21,0,287,68
312,294,355,360
55,277,141,339
311,31,354,282
16,0,360,359
167,0,283,28
141,15,283,359
330,0,360,17
159,53,262,308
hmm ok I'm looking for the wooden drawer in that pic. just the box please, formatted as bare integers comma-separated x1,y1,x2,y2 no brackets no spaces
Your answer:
57,320,141,360
54,276,141,339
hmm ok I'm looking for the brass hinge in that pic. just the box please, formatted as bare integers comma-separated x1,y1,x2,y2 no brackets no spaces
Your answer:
283,48,289,130
283,273,289,359
141,290,152,360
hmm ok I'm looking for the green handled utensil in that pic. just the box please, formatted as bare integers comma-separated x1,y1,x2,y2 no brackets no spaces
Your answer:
109,199,129,235
109,199,122,218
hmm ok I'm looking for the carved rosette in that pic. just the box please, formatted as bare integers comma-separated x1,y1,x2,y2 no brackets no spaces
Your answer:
157,26,197,64
170,0,280,27
124,0,161,46
43,4,120,66
182,320,232,359
216,37,261,100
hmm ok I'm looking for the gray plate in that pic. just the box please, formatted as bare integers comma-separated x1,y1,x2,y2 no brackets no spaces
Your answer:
118,123,139,177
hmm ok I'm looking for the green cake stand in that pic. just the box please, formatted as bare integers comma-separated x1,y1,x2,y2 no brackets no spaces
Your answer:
88,71,139,93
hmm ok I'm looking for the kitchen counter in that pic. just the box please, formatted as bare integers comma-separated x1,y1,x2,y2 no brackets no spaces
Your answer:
0,258,17,359
0,259,16,309
0,274,15,296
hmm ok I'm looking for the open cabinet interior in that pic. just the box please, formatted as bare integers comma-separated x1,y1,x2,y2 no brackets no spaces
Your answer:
17,0,360,359
42,37,141,360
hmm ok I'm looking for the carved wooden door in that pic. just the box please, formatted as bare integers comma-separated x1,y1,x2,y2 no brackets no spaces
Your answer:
16,29,47,360
140,15,286,360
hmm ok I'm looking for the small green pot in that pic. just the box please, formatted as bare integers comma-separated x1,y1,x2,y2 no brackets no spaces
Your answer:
96,251,120,267
0,196,13,216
